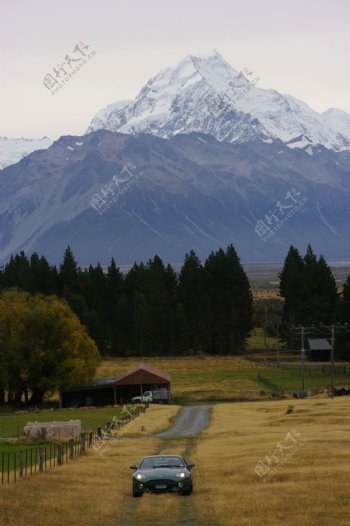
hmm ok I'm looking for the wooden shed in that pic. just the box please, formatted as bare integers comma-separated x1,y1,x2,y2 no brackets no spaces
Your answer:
308,338,332,362
59,364,171,408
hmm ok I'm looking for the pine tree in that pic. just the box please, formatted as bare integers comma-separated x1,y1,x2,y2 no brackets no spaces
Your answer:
279,245,305,325
59,246,81,296
298,245,338,325
132,291,150,356
145,255,173,355
339,275,350,323
81,263,109,354
280,245,339,349
225,244,253,352
106,258,124,355
336,275,350,359
2,252,34,291
204,245,252,354
178,250,206,352
30,252,59,295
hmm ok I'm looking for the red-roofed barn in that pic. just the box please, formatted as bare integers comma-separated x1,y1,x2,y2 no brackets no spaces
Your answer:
59,364,171,408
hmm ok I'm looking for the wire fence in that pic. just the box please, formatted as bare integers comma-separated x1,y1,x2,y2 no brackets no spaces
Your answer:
0,432,94,484
257,373,283,397
0,405,146,484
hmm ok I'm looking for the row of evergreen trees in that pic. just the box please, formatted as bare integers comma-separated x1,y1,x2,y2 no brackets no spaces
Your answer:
279,245,349,325
1,243,349,357
279,245,350,356
0,246,253,356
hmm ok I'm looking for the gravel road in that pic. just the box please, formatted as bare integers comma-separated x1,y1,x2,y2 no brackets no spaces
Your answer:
155,405,212,438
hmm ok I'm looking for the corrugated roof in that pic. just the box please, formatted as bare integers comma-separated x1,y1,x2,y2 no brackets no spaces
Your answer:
308,338,332,350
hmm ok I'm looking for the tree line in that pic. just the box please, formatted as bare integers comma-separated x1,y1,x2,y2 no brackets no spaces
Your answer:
0,245,253,357
279,244,350,356
1,243,349,362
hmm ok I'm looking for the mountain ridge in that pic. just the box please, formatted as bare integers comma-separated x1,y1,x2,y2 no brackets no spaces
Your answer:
87,51,350,153
1,129,349,265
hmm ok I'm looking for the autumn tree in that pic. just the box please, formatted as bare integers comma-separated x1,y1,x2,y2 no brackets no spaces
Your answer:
0,290,99,404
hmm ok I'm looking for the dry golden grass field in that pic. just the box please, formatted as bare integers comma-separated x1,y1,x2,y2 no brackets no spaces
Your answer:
97,356,261,403
96,354,350,402
1,397,350,526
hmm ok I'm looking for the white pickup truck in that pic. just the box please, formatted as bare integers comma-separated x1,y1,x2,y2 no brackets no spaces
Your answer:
131,388,169,404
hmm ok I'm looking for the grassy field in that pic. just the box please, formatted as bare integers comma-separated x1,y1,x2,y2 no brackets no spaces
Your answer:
0,405,181,526
0,441,55,473
257,364,350,392
97,356,350,403
192,396,350,526
1,398,349,525
97,356,262,403
247,327,279,350
0,406,134,439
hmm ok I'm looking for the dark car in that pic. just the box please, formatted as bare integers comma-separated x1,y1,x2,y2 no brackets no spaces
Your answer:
130,454,195,497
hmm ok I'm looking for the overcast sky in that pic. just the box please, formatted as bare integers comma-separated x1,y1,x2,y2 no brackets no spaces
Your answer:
1,0,349,139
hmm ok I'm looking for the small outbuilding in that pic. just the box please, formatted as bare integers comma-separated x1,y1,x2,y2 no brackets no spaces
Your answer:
59,364,171,408
307,338,332,362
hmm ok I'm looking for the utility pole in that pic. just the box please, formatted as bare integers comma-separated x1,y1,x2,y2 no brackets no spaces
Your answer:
301,326,305,391
292,323,350,399
263,304,268,348
330,324,335,399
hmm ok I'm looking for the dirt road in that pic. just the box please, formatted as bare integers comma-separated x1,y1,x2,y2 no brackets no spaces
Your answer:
155,404,212,438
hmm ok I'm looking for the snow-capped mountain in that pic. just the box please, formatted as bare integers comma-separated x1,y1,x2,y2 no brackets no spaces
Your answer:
88,100,132,133
322,108,350,141
0,136,53,170
87,51,350,152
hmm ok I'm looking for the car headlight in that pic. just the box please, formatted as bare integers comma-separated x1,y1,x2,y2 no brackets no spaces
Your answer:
176,472,186,478
136,473,145,480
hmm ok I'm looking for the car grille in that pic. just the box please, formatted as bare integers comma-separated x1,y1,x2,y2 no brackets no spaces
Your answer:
145,479,177,490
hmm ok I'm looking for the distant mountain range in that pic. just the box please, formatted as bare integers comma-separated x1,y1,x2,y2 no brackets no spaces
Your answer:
1,51,350,265
0,136,52,169
1,129,349,265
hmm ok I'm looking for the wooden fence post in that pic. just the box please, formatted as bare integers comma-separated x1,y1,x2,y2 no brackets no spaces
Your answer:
38,448,43,472
19,451,24,478
69,439,74,460
80,433,86,454
57,444,62,466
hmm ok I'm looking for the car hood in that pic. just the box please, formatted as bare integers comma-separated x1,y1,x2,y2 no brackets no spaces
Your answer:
134,467,190,480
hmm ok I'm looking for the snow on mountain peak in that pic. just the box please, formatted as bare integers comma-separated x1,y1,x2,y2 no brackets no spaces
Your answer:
0,136,53,170
322,108,350,140
87,51,350,152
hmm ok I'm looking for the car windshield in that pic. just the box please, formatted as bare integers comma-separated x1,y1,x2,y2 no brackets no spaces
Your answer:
140,456,185,469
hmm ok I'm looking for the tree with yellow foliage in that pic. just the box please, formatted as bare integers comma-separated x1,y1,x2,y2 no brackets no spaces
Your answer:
0,289,100,404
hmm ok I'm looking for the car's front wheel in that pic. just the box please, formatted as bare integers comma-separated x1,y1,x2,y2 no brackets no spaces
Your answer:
182,483,193,496
132,488,143,497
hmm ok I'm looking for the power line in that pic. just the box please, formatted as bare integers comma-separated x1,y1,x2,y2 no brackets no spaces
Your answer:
289,323,350,397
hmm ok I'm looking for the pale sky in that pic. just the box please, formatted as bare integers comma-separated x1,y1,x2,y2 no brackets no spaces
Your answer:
1,0,349,139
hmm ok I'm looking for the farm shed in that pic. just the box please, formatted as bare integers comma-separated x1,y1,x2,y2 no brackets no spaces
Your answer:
307,338,331,362
59,364,171,408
